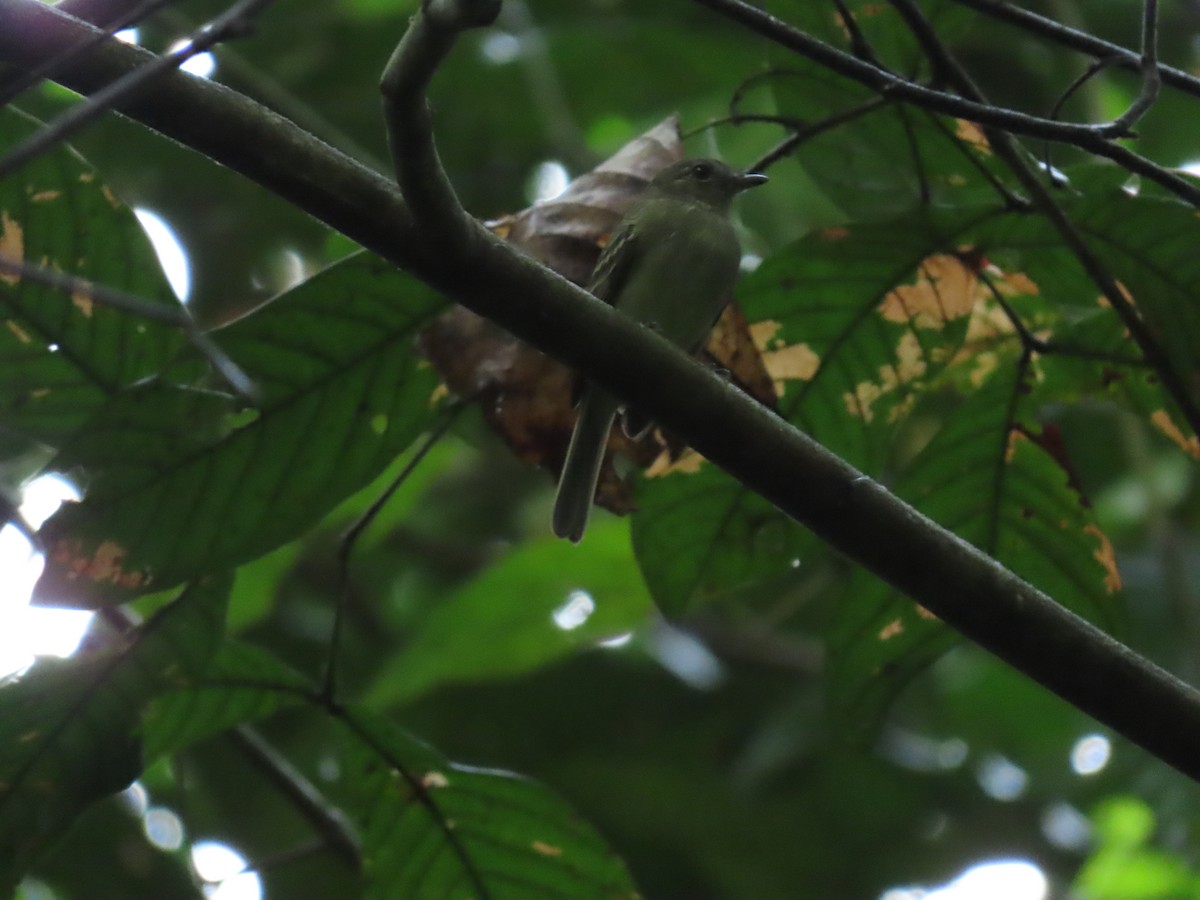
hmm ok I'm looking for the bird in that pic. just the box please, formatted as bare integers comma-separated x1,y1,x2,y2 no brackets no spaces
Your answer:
551,157,767,542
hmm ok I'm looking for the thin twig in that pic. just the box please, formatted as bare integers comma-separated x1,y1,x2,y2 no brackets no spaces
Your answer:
1041,55,1120,179
727,69,1028,210
228,726,361,866
976,265,1148,367
832,0,884,67
1104,0,1160,136
748,96,890,171
882,0,1200,438
0,252,258,401
0,0,177,108
0,0,278,180
687,0,1200,209
321,403,466,702
950,0,1200,102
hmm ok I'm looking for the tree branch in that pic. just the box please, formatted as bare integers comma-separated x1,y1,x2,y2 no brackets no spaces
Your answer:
687,0,1200,209
882,0,1200,453
951,0,1200,103
379,0,500,254
228,726,361,867
4,0,1200,782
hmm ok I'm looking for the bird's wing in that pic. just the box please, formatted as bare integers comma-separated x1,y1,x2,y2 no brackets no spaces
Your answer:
587,216,641,305
568,217,642,409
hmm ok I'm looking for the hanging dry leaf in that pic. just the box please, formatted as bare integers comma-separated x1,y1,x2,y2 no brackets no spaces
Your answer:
420,116,776,515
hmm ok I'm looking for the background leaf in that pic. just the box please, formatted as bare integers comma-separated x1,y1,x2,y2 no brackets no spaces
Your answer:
34,254,444,607
337,707,639,900
0,108,183,451
368,519,653,706
0,574,230,889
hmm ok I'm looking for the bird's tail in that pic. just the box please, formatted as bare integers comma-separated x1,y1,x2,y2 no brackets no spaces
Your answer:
552,389,618,543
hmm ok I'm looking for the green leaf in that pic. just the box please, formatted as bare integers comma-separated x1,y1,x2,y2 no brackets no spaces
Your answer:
34,253,444,607
0,108,183,447
977,175,1200,457
769,0,1004,219
1066,188,1200,424
827,365,1122,734
747,209,997,467
634,209,995,615
0,574,230,891
633,462,810,616
142,640,311,763
337,707,639,900
369,520,653,706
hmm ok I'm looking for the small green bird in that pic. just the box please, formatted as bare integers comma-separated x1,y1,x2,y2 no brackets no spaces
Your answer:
552,157,767,542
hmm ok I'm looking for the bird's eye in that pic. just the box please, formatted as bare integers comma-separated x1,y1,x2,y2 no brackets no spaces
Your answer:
691,162,713,181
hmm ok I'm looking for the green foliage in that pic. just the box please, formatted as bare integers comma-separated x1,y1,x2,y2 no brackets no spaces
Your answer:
0,575,230,893
368,520,653,706
34,254,444,608
1074,797,1200,899
0,110,182,452
338,708,638,899
1,0,1199,898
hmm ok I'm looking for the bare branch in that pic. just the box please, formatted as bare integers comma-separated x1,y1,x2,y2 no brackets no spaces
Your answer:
688,0,1200,209
379,0,501,254
0,253,258,401
0,0,279,179
1104,0,1160,136
951,0,1200,102
883,0,1200,439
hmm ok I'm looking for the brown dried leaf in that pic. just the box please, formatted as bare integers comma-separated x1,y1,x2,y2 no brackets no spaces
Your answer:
704,301,777,412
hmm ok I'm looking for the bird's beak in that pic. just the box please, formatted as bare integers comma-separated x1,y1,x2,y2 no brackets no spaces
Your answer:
736,172,769,191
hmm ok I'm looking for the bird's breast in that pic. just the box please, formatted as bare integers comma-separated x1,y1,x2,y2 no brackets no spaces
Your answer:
613,198,741,351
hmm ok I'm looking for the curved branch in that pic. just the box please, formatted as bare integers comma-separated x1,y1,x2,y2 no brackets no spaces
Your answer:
951,0,1200,103
4,0,1200,782
0,0,279,179
379,0,500,254
1105,0,1159,134
883,0,1200,452
688,0,1200,209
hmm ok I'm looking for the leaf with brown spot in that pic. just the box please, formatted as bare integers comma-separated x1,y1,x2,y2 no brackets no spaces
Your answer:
878,252,981,329
35,255,443,608
0,108,183,448
339,707,638,899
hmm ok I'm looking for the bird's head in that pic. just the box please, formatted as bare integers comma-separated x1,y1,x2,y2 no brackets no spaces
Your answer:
648,158,768,212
